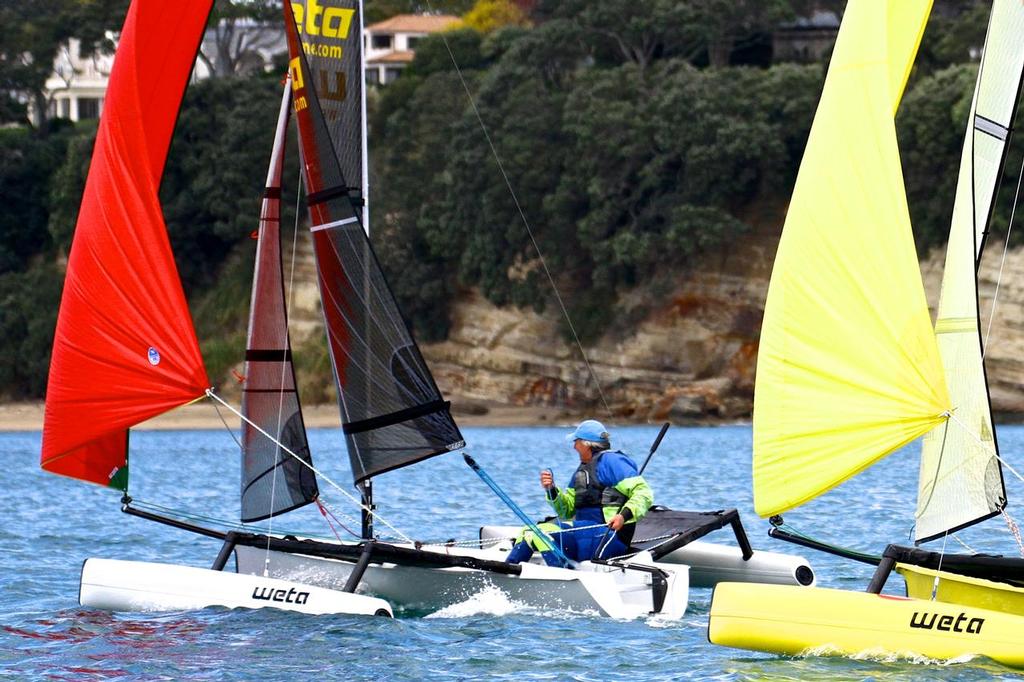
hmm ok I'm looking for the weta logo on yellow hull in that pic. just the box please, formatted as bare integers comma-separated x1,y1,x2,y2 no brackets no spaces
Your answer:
909,610,984,634
291,0,355,39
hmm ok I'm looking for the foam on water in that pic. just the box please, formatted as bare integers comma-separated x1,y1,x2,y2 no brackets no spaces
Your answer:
425,585,527,618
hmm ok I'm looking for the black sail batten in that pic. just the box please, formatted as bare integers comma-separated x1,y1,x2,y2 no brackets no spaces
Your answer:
343,400,453,434
307,185,362,206
284,0,463,487
239,80,318,524
245,348,293,362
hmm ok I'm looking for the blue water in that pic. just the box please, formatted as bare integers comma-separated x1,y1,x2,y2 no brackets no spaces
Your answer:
2,424,1022,680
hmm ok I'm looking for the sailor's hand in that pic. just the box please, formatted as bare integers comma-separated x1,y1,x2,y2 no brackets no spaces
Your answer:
540,470,554,490
608,514,625,531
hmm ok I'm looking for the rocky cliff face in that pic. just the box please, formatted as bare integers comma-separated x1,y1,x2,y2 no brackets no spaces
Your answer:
423,229,782,423
280,224,1024,422
424,233,1024,422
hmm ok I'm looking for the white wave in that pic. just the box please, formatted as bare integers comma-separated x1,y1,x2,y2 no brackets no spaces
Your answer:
425,585,527,618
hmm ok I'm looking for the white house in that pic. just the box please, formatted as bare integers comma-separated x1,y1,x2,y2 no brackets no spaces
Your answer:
37,13,460,122
363,14,459,85
44,38,115,122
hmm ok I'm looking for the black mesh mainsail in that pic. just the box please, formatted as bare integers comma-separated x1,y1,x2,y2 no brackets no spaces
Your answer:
284,1,464,485
240,83,318,523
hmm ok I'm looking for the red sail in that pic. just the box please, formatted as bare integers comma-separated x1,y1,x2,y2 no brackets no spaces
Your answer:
40,0,213,488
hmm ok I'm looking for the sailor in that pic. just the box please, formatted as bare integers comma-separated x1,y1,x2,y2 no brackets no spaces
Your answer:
505,419,653,566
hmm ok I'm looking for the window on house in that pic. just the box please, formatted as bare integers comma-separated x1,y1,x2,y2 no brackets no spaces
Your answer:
406,36,421,49
78,97,101,120
371,34,392,50
366,68,380,85
384,67,403,84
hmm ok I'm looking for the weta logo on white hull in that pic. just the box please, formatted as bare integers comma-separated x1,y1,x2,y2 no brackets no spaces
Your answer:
909,610,984,634
252,586,310,605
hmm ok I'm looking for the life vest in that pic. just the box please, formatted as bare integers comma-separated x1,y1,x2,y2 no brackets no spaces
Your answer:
572,451,629,510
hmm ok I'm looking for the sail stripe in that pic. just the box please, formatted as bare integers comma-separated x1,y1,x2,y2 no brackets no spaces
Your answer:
311,216,360,232
975,114,1009,140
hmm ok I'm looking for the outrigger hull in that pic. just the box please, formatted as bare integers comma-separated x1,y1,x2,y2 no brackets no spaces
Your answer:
79,558,393,616
709,583,1024,667
234,543,688,619
479,526,814,588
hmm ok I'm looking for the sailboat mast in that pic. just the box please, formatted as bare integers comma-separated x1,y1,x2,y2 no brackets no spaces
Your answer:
356,0,374,539
359,0,369,236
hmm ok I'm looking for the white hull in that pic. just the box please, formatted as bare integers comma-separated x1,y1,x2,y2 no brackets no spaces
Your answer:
234,543,688,619
80,558,392,616
659,541,815,587
478,525,815,588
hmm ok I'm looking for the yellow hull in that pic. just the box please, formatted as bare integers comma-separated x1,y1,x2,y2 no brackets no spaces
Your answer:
898,563,1024,616
709,583,1024,667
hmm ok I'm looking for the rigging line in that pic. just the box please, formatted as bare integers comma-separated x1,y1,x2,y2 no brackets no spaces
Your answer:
1001,508,1024,557
915,418,950,520
983,152,1024,352
931,531,949,601
947,411,1024,484
205,389,416,544
211,398,243,451
422,0,611,418
950,533,976,554
261,146,306,573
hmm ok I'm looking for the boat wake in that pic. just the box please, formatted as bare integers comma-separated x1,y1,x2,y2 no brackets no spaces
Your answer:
802,645,977,666
425,586,528,618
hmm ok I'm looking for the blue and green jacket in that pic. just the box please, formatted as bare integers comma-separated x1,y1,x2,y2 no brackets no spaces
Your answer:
547,450,654,534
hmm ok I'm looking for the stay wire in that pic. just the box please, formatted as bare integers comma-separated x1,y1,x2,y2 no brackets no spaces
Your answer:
983,152,1024,352
205,389,416,545
421,0,611,419
942,409,1024,483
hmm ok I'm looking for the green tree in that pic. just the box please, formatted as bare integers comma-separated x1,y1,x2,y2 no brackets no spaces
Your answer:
0,0,129,130
47,123,97,255
918,2,989,74
533,0,794,70
0,122,79,274
199,0,284,78
160,74,291,291
898,64,977,253
364,0,475,25
0,265,63,398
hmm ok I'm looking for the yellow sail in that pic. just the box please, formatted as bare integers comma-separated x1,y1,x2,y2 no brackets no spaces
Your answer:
752,0,950,518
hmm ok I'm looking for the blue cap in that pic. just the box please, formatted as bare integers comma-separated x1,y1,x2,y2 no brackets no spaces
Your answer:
566,419,610,445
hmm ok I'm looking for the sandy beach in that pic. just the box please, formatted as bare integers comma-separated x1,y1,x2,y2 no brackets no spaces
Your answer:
0,400,581,432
